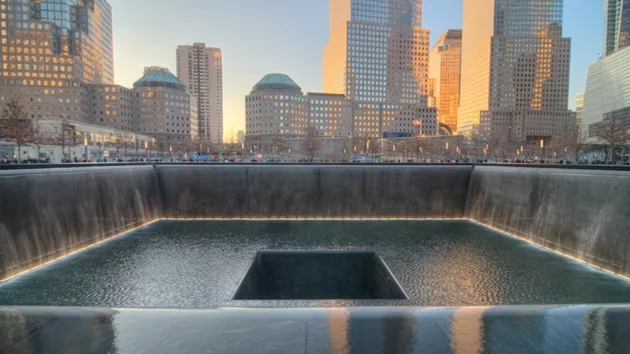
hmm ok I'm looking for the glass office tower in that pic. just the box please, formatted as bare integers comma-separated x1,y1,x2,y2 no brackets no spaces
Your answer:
0,0,114,86
323,0,429,104
605,0,630,55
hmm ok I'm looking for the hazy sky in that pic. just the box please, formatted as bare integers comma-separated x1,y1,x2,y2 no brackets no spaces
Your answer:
108,0,603,138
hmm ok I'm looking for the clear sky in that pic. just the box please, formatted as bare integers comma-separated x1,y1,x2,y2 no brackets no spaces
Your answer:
109,0,604,139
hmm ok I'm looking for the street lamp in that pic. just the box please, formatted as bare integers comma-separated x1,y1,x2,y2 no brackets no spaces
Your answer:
84,137,88,161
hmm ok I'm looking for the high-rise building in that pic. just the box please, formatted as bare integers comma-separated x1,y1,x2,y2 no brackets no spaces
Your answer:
429,29,462,134
458,0,575,142
323,0,429,104
0,0,114,86
605,0,630,55
177,43,223,144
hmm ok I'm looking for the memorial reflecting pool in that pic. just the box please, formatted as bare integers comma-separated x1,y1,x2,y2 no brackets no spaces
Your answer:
1,220,630,308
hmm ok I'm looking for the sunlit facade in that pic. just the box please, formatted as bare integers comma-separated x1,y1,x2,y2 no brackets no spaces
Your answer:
353,102,437,138
429,29,462,134
307,93,352,138
605,0,630,55
460,0,574,142
0,0,114,86
323,0,429,104
177,43,223,145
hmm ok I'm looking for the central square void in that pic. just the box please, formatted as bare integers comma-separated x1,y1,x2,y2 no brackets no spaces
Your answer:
233,251,407,300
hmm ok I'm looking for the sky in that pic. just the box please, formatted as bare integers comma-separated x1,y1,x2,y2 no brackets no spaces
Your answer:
108,0,604,139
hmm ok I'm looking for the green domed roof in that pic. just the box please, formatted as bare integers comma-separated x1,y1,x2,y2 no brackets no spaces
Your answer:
253,73,301,92
134,67,186,91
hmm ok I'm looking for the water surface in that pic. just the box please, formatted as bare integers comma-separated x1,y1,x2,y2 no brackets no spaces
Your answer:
1,220,629,307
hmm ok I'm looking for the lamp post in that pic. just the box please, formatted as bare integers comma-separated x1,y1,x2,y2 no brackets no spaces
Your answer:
540,139,544,162
84,137,88,162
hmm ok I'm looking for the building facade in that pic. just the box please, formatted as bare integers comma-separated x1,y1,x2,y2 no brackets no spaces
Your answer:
429,29,462,134
575,92,584,127
458,0,575,142
323,0,430,104
245,73,308,149
0,0,114,86
605,0,630,55
133,67,198,146
583,46,630,131
176,43,223,144
589,106,630,138
246,73,437,150
307,93,352,138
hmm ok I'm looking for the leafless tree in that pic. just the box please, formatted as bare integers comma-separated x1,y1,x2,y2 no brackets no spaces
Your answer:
300,126,321,161
0,98,35,162
49,119,76,160
270,132,289,158
595,117,630,164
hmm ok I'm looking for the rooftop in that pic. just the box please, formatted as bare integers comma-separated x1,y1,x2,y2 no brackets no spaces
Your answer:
134,67,186,91
253,73,301,92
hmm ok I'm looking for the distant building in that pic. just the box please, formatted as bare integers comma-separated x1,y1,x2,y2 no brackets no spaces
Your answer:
458,0,575,142
177,43,223,144
605,0,630,55
576,92,585,127
245,73,437,151
589,106,630,138
133,67,198,145
429,30,462,134
323,0,429,105
583,46,630,132
306,93,352,138
245,73,308,149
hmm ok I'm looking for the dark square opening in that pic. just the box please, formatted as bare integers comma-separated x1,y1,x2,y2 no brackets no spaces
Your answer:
233,251,407,300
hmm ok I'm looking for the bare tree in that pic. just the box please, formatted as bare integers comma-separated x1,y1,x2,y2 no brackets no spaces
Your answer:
270,132,289,158
0,98,35,162
300,126,321,161
50,119,76,161
595,117,630,164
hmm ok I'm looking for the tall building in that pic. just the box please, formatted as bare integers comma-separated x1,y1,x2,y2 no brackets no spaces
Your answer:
323,0,430,104
458,0,575,142
575,92,584,127
583,46,630,130
429,29,462,134
605,0,630,55
0,0,114,86
176,43,223,144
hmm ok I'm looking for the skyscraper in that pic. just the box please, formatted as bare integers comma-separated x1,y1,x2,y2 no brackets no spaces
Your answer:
429,29,462,134
0,0,114,86
605,0,630,55
323,0,429,104
177,43,223,144
458,0,575,142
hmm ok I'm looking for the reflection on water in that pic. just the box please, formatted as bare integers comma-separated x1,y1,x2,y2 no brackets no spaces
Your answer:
329,308,349,354
450,307,487,354
1,306,630,353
